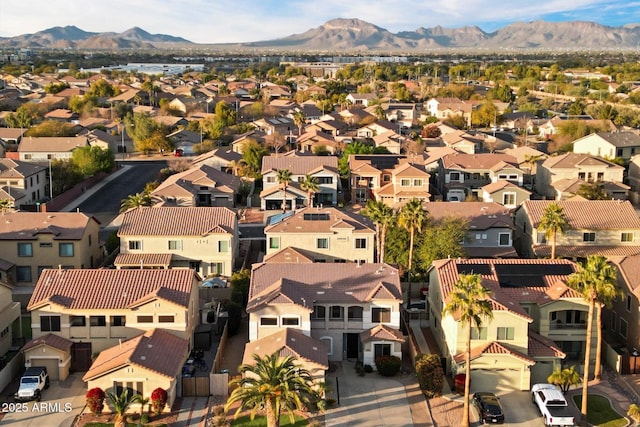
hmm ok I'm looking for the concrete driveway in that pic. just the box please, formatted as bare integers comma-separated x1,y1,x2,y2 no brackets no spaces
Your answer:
0,373,86,427
472,391,545,426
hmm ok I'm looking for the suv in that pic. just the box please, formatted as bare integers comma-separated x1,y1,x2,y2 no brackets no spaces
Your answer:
473,392,505,424
15,366,49,402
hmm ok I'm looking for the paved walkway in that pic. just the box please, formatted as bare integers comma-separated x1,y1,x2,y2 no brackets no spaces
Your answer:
173,397,210,427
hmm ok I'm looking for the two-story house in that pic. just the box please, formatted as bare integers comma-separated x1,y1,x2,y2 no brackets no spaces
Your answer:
0,281,21,358
481,181,531,209
260,153,340,210
264,207,376,263
536,152,627,200
116,207,238,277
0,159,48,207
376,162,430,207
245,262,404,379
514,200,640,259
572,131,640,162
18,136,89,161
428,258,590,391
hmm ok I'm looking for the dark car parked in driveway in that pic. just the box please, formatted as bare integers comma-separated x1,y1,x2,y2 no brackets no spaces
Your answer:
473,392,505,424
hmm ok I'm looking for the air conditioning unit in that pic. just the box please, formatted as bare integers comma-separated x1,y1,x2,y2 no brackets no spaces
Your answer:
202,299,221,324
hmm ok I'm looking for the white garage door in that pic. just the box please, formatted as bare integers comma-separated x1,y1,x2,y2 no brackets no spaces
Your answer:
471,368,521,392
530,361,554,385
30,358,59,381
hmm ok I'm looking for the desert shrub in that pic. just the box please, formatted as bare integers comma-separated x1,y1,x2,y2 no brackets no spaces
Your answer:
415,353,445,398
375,355,402,376
86,387,105,414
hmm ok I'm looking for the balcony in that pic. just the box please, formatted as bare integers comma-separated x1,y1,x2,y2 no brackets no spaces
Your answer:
549,321,587,330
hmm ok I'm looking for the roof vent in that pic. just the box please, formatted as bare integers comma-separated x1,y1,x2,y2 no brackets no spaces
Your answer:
140,356,146,360
345,291,353,295
317,291,325,295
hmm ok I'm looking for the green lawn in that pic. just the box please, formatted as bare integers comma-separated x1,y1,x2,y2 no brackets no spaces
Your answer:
230,414,307,426
572,394,627,427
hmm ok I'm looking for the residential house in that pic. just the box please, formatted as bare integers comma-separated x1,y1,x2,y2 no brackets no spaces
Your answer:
246,262,404,378
0,281,21,358
260,153,340,210
18,136,89,161
150,163,244,208
0,159,48,207
572,131,640,162
25,268,198,385
536,152,627,200
481,180,531,209
498,146,547,189
426,202,518,258
428,258,590,391
0,128,25,150
371,130,403,154
381,102,418,129
628,154,640,205
264,207,376,263
190,148,243,173
116,207,238,277
514,199,640,259
375,162,430,207
305,119,347,137
425,97,474,127
44,109,79,123
356,120,401,139
296,129,340,155
346,93,377,107
440,130,479,154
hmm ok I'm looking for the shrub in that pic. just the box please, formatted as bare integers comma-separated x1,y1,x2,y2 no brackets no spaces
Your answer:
140,413,150,424
86,387,105,414
375,355,402,377
364,364,373,373
151,387,168,415
415,353,445,398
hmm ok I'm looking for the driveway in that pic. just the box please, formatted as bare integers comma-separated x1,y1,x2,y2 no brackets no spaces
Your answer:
472,391,545,426
0,373,86,427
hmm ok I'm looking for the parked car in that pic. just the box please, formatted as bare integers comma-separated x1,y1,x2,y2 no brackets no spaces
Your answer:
15,366,49,402
531,383,574,427
473,392,505,424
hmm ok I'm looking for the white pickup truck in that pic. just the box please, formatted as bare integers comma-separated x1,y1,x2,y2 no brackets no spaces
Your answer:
531,383,575,427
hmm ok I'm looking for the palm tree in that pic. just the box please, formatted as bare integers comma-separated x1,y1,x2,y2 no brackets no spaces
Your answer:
107,389,142,427
0,198,14,213
119,192,153,213
628,404,640,426
225,352,320,427
537,202,568,259
547,366,582,393
443,273,493,427
300,175,319,208
292,110,306,139
276,169,292,213
397,199,427,302
363,199,395,263
567,255,620,426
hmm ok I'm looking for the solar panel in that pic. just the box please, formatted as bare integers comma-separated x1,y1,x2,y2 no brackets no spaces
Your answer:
456,263,492,276
494,263,574,287
303,213,330,221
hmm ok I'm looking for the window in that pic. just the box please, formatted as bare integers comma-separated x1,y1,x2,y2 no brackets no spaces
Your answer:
449,172,461,182
269,237,280,249
282,317,299,326
168,240,181,250
497,327,515,340
260,317,278,326
111,316,126,327
372,307,391,323
583,232,596,242
266,176,276,183
620,318,628,338
355,238,367,249
374,343,392,358
317,238,329,249
41,315,61,332
498,233,511,246
90,316,106,327
627,295,632,312
114,381,143,399
622,233,634,242
70,316,86,327
470,327,487,340
348,306,363,320
502,192,516,206
320,337,333,355
401,178,411,187
189,261,201,272
16,266,31,282
413,179,423,187
137,315,153,323
330,306,344,320
212,262,224,275
218,240,229,253
158,315,174,323
17,243,33,257
312,306,326,320
128,240,141,250
59,243,74,257
318,177,333,184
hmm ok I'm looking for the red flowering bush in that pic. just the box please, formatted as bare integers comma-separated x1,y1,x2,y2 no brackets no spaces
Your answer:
86,387,105,414
151,387,168,415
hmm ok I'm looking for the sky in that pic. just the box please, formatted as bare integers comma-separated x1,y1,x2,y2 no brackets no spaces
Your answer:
1,0,640,44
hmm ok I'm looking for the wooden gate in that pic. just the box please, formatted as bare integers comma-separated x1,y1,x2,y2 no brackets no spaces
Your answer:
71,342,92,372
182,376,210,397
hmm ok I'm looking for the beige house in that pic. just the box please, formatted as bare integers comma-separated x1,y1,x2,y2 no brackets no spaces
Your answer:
22,334,73,381
0,281,21,357
116,207,238,277
428,258,590,391
264,207,375,264
18,136,89,161
572,131,640,161
26,268,199,378
0,159,48,208
514,200,640,259
376,162,430,207
481,180,531,209
246,262,403,377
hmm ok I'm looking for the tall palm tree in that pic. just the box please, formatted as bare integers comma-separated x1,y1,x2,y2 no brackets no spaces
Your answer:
628,404,640,426
276,169,292,213
106,389,142,427
397,199,427,302
0,198,13,213
225,352,320,427
363,199,395,263
292,110,306,139
567,255,620,426
119,192,153,213
300,175,319,208
443,273,493,427
537,202,568,259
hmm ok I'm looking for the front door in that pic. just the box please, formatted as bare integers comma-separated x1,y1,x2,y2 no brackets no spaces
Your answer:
344,333,359,360
71,342,92,372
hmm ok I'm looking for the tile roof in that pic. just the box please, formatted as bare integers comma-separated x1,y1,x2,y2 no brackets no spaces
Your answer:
242,328,328,369
542,152,623,170
522,200,640,229
28,268,196,311
533,245,640,259
151,164,242,198
261,153,338,175
22,333,73,353
426,202,514,230
262,247,315,264
594,131,640,148
18,136,88,153
264,207,375,234
114,253,173,268
0,212,97,241
83,329,189,381
481,180,531,195
360,324,405,343
454,341,535,365
0,159,46,178
441,153,519,170
528,330,566,359
118,206,236,236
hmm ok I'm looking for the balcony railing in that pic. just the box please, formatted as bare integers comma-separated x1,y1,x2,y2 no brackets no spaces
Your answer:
549,321,587,330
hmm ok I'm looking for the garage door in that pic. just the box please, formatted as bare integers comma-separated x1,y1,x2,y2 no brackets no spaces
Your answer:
30,358,59,381
471,369,521,392
530,361,554,385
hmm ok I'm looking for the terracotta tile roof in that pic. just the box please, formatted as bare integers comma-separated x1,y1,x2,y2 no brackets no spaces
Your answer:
261,154,338,175
118,207,236,236
151,164,242,198
83,329,189,381
28,268,196,311
263,247,315,264
533,245,640,258
0,159,46,178
0,212,97,241
528,330,566,359
542,152,623,170
259,182,307,198
242,328,328,369
264,207,375,235
22,333,73,353
18,136,88,152
426,202,513,230
114,253,172,268
442,153,519,170
454,341,535,365
249,263,402,309
482,180,530,194
522,200,640,230
360,324,405,343
613,254,640,296
464,247,519,258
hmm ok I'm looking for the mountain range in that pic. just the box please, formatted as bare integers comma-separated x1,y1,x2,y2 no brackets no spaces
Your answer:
3,18,640,51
